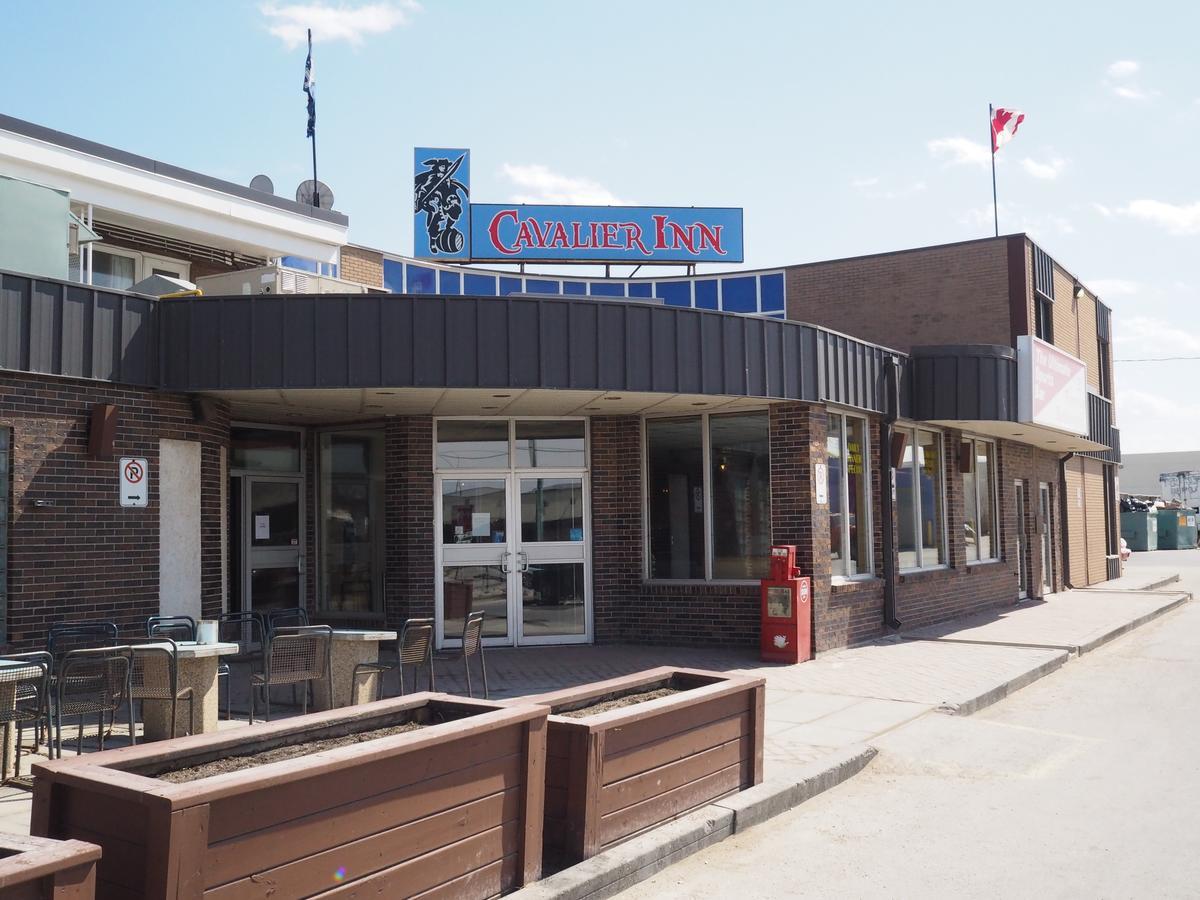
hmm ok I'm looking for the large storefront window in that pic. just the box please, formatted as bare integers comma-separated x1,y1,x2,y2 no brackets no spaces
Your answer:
319,430,384,613
896,427,946,570
646,412,770,581
963,437,999,562
828,412,872,578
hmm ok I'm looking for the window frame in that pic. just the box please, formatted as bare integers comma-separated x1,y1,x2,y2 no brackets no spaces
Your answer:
641,409,772,585
962,435,1001,564
826,409,875,581
433,417,590,473
895,424,948,573
86,243,191,289
0,426,9,645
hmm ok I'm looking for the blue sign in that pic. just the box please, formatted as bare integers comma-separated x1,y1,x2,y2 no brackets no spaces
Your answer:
468,204,743,264
413,148,471,260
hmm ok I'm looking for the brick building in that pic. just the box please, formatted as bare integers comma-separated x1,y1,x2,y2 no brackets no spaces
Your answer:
0,117,1121,656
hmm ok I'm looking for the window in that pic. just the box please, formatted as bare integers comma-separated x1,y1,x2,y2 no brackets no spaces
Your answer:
91,248,138,291
1035,295,1054,342
319,430,384,613
896,427,946,570
1098,334,1112,399
646,412,771,581
827,412,873,577
230,426,303,474
962,437,999,562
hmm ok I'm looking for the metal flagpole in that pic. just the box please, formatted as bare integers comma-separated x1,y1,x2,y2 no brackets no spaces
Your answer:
311,127,319,208
306,28,318,207
989,103,999,236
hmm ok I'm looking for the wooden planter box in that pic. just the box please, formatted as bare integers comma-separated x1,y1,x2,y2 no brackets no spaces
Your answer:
522,667,765,865
0,833,100,899
31,694,546,899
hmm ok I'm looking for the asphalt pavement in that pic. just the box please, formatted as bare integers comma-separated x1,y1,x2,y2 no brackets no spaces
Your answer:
618,549,1200,899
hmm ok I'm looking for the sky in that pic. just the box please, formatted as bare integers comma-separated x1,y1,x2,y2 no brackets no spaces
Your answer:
2,1,1197,452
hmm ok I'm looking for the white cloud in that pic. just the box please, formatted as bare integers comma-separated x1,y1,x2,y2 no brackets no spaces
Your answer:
1119,199,1200,235
500,163,624,205
1113,85,1157,101
1115,315,1200,355
1107,60,1140,78
927,136,991,168
1092,202,1114,218
851,176,880,189
1020,156,1067,180
260,2,420,49
960,203,1073,236
1087,278,1141,297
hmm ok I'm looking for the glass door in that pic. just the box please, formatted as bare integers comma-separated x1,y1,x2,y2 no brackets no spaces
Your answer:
436,472,590,647
516,474,588,645
1015,480,1029,599
1039,483,1054,594
439,477,512,644
244,476,304,614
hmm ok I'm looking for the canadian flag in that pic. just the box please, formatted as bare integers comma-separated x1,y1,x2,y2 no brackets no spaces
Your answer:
991,107,1025,153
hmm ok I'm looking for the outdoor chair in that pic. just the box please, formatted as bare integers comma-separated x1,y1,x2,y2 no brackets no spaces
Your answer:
351,618,435,701
0,652,52,782
249,625,332,723
47,622,119,667
218,611,267,716
435,611,489,699
266,607,310,636
148,616,229,720
53,646,135,758
131,640,194,740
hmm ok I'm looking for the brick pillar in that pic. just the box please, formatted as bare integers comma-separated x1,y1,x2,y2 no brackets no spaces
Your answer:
769,403,830,654
385,416,434,627
589,416,642,643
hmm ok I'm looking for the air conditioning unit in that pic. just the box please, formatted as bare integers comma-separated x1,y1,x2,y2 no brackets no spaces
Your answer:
195,264,368,296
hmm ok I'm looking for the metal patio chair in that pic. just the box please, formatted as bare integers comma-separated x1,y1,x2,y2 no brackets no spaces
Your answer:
53,646,135,758
47,622,119,667
266,607,310,636
148,616,230,720
249,625,332,723
131,640,194,740
435,610,489,699
218,611,267,717
0,653,52,782
351,617,435,701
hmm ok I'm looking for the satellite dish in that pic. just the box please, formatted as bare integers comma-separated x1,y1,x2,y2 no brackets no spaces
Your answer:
296,179,334,209
249,174,275,194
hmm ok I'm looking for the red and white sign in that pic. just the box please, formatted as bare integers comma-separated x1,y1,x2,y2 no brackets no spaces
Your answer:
119,456,149,508
1017,336,1087,436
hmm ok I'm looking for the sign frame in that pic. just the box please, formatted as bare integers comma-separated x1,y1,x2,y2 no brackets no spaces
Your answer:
1017,335,1088,436
119,456,149,508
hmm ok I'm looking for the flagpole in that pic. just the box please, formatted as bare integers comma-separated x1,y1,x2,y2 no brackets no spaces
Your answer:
989,103,999,237
310,124,318,208
306,27,319,208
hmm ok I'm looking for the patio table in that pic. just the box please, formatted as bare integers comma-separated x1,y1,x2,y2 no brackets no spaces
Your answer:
312,629,397,711
0,658,34,778
140,640,239,740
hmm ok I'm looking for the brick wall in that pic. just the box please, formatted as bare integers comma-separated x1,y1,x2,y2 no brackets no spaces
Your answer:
384,416,434,625
0,371,230,649
340,245,384,289
785,237,1013,353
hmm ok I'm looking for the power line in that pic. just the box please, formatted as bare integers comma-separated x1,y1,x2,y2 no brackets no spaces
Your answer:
1115,356,1200,362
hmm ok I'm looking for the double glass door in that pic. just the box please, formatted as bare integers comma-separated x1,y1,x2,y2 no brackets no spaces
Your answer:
438,472,589,647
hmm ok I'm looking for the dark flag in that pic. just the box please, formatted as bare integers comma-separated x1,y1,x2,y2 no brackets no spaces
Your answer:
303,29,316,138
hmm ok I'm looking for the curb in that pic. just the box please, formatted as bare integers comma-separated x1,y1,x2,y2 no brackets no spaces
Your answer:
1074,591,1190,655
513,744,878,900
935,650,1070,716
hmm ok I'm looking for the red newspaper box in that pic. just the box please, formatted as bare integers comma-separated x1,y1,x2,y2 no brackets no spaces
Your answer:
760,545,812,664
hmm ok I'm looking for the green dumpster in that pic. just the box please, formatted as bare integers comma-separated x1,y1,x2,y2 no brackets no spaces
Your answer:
1157,508,1198,550
1121,510,1158,552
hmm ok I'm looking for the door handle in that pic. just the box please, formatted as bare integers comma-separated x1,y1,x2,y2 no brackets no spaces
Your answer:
518,551,529,573
500,550,512,574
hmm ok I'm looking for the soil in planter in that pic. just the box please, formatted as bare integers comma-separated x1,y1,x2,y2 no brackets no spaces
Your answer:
157,722,425,783
556,687,680,719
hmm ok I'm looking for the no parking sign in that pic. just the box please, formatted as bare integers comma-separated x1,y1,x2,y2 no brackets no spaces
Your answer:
119,457,149,508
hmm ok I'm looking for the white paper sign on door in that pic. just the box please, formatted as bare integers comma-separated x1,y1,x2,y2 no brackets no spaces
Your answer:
254,515,270,540
471,513,491,537
815,463,828,505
